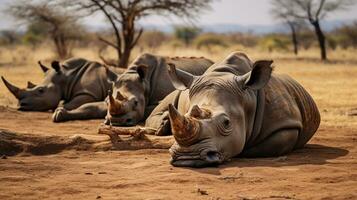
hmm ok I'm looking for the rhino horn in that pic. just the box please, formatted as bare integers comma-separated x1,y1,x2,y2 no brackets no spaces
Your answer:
108,92,123,115
38,61,49,73
27,81,36,89
116,91,127,101
1,76,23,99
189,105,211,119
168,104,200,146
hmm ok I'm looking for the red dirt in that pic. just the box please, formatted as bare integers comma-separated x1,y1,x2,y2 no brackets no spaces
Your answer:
0,106,356,199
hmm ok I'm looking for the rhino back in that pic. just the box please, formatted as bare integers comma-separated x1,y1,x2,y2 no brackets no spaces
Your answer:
63,58,117,102
248,74,320,148
166,57,213,75
149,57,212,104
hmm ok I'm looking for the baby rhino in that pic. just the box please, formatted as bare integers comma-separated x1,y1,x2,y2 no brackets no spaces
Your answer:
1,58,122,122
145,52,320,167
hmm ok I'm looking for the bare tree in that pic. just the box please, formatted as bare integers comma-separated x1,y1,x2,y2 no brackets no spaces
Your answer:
8,0,82,59
68,0,213,68
271,3,306,55
271,0,354,60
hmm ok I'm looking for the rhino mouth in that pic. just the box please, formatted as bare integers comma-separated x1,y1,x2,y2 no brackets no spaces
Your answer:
18,102,32,111
104,115,137,127
170,148,223,168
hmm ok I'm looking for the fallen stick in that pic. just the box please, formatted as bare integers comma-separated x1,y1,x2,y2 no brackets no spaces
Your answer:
97,124,175,149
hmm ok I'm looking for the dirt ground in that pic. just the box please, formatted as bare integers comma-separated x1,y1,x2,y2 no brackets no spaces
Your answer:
0,107,356,200
0,48,357,199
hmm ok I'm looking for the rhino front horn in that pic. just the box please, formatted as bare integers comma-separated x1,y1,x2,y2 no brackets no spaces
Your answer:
168,104,200,146
1,76,22,99
108,93,123,115
38,61,49,73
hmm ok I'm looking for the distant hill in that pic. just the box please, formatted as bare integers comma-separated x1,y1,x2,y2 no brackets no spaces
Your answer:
133,19,354,34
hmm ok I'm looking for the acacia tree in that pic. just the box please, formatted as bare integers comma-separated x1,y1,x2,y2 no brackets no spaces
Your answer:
8,0,82,59
70,0,213,68
271,0,354,60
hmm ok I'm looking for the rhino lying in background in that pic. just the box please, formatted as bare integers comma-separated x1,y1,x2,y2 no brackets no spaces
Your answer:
105,53,213,126
1,58,123,122
145,52,320,167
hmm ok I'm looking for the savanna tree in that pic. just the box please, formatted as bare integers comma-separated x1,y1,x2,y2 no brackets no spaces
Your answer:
69,0,213,68
271,0,354,60
8,0,82,59
271,2,306,55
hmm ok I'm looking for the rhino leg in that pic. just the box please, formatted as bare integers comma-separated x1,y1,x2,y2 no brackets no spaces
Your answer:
241,129,299,157
63,95,96,110
145,90,181,136
53,101,107,122
145,110,171,136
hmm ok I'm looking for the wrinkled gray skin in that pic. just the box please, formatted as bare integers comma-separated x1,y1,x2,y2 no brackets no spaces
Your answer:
105,53,213,126
1,58,123,122
145,52,320,168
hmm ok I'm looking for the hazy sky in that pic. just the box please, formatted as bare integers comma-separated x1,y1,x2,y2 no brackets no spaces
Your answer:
1,0,357,30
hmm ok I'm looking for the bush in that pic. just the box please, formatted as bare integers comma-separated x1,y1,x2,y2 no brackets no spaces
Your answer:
333,21,357,49
174,26,201,46
138,30,168,50
194,33,227,50
259,34,290,52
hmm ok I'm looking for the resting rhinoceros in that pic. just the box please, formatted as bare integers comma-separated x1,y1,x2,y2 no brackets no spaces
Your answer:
145,52,320,167
1,58,123,122
105,53,213,126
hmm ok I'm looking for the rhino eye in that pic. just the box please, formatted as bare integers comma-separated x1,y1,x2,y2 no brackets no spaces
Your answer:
38,87,45,94
223,119,230,128
218,116,232,136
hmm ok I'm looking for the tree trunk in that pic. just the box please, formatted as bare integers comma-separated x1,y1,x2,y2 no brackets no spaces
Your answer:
288,22,299,55
118,46,131,68
312,21,327,60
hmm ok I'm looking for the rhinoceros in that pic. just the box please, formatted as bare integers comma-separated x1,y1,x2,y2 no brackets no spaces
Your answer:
1,58,123,122
105,53,214,126
144,52,320,167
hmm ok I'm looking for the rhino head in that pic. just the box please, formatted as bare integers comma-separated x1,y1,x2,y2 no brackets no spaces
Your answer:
1,61,64,111
105,64,148,126
167,53,273,167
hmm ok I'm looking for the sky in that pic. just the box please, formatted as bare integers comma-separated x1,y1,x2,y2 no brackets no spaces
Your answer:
0,0,357,31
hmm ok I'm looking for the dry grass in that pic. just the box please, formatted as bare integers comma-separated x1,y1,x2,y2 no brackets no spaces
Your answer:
0,45,356,128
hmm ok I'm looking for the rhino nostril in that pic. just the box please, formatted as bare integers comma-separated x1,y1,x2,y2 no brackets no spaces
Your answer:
206,151,220,162
126,118,133,124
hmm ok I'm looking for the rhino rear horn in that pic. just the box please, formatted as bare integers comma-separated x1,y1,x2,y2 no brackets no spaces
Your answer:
38,61,49,73
167,63,197,91
1,76,22,99
27,81,36,89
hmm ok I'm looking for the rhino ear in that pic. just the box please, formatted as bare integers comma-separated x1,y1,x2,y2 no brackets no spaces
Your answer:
242,60,273,90
136,64,148,80
51,61,61,72
27,81,36,89
168,63,197,90
38,61,49,73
